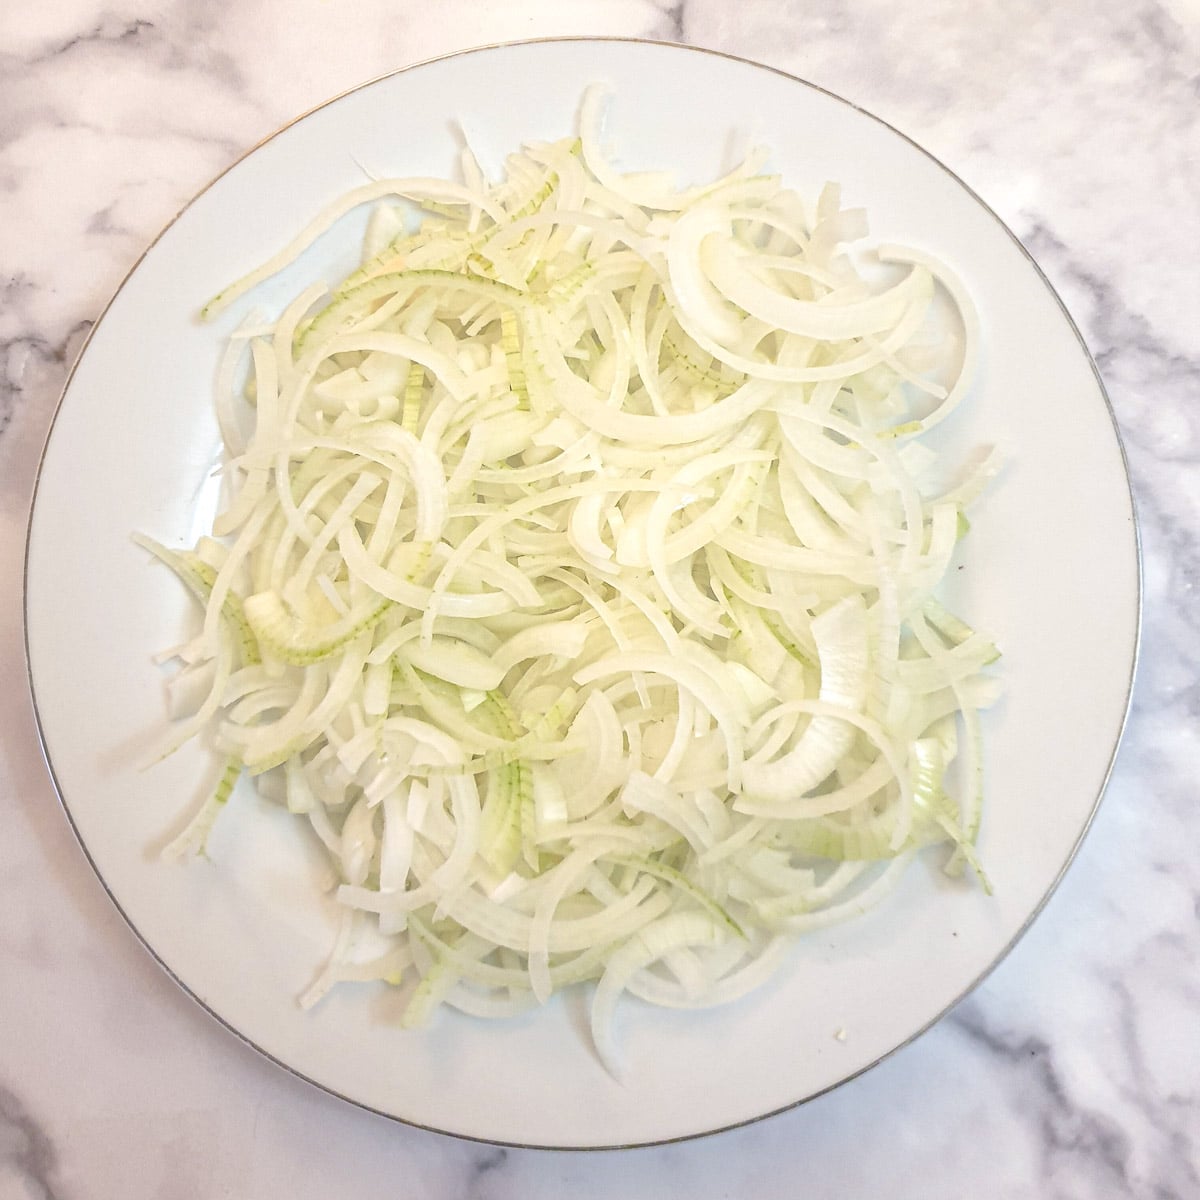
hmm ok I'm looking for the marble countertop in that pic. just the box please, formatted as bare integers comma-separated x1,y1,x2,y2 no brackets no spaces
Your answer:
3,2,1197,1195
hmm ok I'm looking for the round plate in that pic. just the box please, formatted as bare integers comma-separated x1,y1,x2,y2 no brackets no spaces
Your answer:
24,39,1139,1148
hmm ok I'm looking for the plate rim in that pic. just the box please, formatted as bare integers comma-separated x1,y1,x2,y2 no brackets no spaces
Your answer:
21,34,1143,1151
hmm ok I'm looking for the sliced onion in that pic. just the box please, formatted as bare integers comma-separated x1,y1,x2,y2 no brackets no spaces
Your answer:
146,88,999,1073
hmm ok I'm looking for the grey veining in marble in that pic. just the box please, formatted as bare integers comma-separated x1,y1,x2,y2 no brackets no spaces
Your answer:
0,1083,62,1200
2,1,1198,1197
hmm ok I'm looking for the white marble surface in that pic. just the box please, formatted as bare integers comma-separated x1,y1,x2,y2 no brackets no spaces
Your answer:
2,1,1197,1195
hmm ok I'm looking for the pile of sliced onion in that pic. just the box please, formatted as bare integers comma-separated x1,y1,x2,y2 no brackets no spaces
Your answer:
142,85,1001,1073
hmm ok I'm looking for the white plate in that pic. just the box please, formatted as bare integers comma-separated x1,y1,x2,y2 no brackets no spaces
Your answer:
24,39,1139,1148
